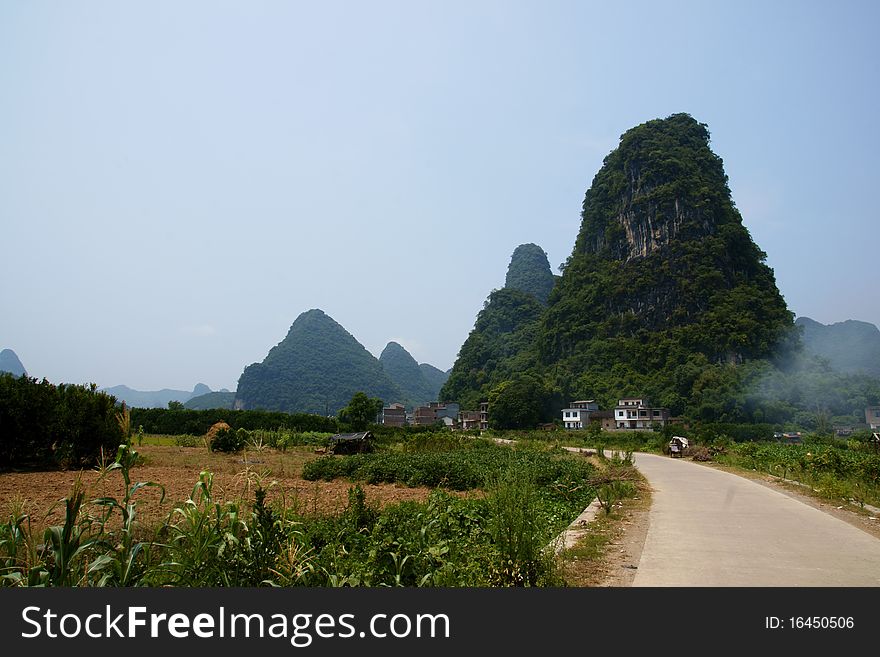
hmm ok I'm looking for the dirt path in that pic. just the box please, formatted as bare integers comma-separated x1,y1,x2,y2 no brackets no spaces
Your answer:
631,453,880,586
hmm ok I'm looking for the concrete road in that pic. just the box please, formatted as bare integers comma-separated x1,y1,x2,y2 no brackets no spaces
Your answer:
631,453,880,586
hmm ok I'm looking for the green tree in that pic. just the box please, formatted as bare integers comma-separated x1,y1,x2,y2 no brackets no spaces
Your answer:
339,392,383,431
167,400,185,411
488,374,552,430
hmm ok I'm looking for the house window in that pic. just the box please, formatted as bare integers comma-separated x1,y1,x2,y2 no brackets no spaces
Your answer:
617,411,624,417
653,410,661,417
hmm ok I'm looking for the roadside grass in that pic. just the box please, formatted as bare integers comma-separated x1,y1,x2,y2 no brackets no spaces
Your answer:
693,441,880,510
559,476,651,587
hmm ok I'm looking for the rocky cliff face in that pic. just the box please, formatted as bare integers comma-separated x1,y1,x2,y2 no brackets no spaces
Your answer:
549,113,793,361
575,114,737,262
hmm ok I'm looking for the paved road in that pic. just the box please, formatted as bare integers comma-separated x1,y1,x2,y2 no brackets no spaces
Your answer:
631,453,880,586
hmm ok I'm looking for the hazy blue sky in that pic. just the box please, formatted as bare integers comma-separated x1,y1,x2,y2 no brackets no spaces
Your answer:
2,0,878,391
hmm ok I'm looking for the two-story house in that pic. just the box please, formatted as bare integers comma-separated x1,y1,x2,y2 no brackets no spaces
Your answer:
613,398,669,430
561,400,599,429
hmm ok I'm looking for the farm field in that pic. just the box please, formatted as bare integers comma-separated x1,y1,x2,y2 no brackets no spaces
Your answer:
0,443,457,533
0,432,629,587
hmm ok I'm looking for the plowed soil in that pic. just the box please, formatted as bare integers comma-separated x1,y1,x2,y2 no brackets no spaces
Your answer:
0,445,450,533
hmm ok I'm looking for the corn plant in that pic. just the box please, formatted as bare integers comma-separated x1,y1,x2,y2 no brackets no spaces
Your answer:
88,443,165,586
0,502,48,586
40,482,95,586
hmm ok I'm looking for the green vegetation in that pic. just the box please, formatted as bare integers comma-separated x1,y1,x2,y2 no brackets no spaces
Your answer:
303,440,592,492
0,374,124,469
184,391,235,410
488,373,556,429
440,287,545,411
235,309,402,415
441,114,873,428
129,406,338,436
419,363,450,397
337,392,383,431
504,243,556,305
539,114,795,418
0,432,620,587
378,342,445,407
209,427,249,453
711,436,880,507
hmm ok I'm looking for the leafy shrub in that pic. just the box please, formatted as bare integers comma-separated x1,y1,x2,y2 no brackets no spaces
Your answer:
0,374,124,469
210,428,249,453
129,407,338,436
174,434,203,448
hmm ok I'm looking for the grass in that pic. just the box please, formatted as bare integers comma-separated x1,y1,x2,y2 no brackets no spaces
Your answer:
559,476,650,587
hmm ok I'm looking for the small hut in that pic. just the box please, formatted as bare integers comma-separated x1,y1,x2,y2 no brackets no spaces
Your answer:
668,436,689,457
328,431,374,455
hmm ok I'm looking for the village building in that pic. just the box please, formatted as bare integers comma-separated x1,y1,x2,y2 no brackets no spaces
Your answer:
412,405,437,426
382,403,406,427
866,406,880,430
561,400,599,429
431,401,460,423
479,401,489,430
411,402,460,428
612,398,670,430
591,409,616,431
458,410,482,431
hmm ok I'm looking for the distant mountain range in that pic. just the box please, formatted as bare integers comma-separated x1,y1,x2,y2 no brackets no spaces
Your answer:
101,382,231,409
796,317,880,378
0,349,26,377
234,309,448,414
379,342,449,408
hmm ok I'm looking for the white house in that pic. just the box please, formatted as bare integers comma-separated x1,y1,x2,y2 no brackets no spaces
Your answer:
562,400,599,430
613,398,669,430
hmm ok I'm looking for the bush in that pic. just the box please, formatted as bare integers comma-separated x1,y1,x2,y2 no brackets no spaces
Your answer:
210,428,249,453
0,374,124,469
129,407,338,436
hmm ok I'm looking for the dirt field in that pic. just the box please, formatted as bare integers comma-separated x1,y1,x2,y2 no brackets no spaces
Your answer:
0,445,452,533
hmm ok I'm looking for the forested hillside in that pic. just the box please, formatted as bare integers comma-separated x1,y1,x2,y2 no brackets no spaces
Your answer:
235,309,402,415
443,114,813,425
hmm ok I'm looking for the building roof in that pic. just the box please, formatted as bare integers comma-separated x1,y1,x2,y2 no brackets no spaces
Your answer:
330,432,373,442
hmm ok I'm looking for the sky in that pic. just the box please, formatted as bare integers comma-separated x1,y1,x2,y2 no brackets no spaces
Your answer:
1,0,878,392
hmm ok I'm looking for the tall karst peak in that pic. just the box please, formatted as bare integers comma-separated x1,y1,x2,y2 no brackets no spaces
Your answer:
545,112,792,365
379,341,438,407
504,243,555,304
235,309,402,415
0,349,26,377
575,113,735,261
443,113,795,419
